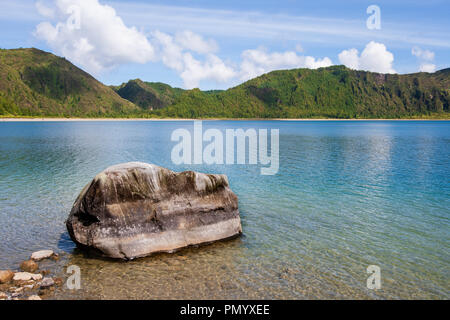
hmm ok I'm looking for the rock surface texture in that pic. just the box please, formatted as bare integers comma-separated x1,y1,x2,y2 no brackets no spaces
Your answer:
66,162,242,259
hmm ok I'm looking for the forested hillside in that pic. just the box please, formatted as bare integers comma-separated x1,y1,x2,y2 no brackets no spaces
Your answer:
1,48,448,119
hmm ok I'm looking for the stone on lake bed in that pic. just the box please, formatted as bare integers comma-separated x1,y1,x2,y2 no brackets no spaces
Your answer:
28,295,42,300
31,250,54,261
0,270,14,284
39,277,55,288
13,272,42,282
13,272,33,281
66,162,242,259
31,273,42,281
20,259,38,273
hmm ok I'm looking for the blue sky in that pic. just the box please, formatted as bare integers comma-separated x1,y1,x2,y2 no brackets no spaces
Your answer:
0,0,449,89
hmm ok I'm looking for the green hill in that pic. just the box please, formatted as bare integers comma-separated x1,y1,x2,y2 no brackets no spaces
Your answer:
0,48,448,119
111,79,183,110
153,66,449,119
0,48,139,117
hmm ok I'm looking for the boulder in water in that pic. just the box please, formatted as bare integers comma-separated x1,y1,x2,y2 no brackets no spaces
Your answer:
66,162,242,259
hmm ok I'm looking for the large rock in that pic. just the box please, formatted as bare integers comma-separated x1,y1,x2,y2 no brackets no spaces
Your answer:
66,162,242,259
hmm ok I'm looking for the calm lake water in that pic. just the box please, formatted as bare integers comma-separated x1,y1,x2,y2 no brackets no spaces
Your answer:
0,120,448,299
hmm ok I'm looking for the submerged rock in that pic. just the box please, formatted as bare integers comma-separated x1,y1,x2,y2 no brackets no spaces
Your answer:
13,272,33,282
31,274,42,281
20,260,38,273
66,162,242,259
31,250,54,261
39,277,54,288
0,270,14,284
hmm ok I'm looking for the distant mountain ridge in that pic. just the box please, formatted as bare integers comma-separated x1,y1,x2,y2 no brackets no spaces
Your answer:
0,48,449,118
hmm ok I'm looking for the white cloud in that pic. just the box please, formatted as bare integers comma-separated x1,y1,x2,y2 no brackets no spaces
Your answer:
338,41,395,74
240,47,332,81
151,31,235,89
180,53,236,89
419,63,436,73
295,43,304,53
175,30,218,55
152,30,184,72
35,1,55,18
412,46,436,72
338,48,359,70
412,46,434,61
34,0,155,74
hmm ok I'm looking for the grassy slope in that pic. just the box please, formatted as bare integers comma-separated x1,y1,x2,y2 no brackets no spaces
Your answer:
0,48,139,117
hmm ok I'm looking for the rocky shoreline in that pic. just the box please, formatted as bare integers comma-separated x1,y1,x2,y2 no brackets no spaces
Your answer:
0,250,62,300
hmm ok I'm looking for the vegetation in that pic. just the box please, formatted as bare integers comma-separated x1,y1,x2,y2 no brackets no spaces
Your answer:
0,48,139,117
0,48,448,119
111,79,183,110
151,66,449,119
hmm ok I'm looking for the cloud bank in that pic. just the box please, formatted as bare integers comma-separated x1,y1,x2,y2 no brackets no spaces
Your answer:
34,0,156,74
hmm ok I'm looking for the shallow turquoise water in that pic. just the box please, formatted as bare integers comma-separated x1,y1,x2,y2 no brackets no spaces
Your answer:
0,120,448,299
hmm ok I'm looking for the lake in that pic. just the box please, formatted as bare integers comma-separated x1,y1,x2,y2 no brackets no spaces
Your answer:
0,120,448,299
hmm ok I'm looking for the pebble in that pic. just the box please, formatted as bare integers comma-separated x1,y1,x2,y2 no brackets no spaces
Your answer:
13,272,42,282
31,250,54,261
20,260,38,273
31,274,42,281
13,272,33,281
39,277,55,288
0,291,7,299
14,287,24,293
40,270,51,276
54,277,63,286
28,295,42,300
0,270,14,284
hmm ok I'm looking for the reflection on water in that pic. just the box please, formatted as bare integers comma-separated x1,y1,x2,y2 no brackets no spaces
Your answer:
0,120,449,299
